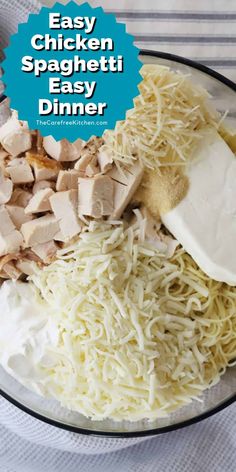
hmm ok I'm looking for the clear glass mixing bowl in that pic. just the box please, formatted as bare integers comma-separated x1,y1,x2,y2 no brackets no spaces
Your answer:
0,51,236,437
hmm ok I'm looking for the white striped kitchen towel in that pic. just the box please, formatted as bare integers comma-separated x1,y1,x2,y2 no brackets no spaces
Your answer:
1,0,236,82
41,0,236,82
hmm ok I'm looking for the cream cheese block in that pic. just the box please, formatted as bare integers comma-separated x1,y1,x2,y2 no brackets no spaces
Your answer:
162,128,236,285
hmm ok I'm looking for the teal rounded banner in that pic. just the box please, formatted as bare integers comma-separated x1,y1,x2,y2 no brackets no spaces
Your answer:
2,1,141,141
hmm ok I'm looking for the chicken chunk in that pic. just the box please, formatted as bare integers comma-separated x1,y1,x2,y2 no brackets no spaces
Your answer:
74,136,103,175
20,248,42,263
26,152,61,181
25,188,54,214
50,190,81,239
78,175,114,218
0,148,10,174
74,152,97,175
43,136,84,162
6,204,33,229
0,254,22,279
54,230,66,242
109,162,144,219
0,205,23,256
0,149,8,160
33,180,55,194
107,164,133,185
21,214,60,246
15,259,35,276
0,113,31,157
81,136,104,155
0,170,13,204
31,240,58,263
97,147,113,173
3,261,22,279
0,148,9,159
56,170,79,191
35,130,44,155
0,146,9,160
9,188,32,208
7,158,34,184
0,253,18,270
34,166,59,181
0,205,17,236
85,159,100,177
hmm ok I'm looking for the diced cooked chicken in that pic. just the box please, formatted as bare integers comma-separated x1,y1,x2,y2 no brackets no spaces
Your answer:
21,214,60,246
0,149,9,160
26,152,61,181
0,149,9,175
9,188,32,208
2,261,22,279
20,248,42,263
0,170,13,204
74,136,103,175
50,190,81,239
97,147,113,173
82,136,104,155
6,204,33,229
54,230,66,242
33,180,55,194
15,259,35,276
35,131,44,155
74,152,94,174
78,175,114,218
86,159,100,177
34,166,59,181
7,158,34,184
0,206,19,236
32,165,60,182
0,268,10,279
0,148,10,173
0,205,23,256
107,164,133,185
25,188,54,214
43,136,84,162
0,113,31,157
109,162,144,219
0,254,18,279
31,240,58,263
0,253,18,270
56,170,79,191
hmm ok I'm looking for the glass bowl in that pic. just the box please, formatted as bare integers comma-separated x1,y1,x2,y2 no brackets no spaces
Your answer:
0,51,236,437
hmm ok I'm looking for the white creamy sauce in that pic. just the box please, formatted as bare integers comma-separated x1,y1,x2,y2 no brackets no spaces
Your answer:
162,128,236,285
0,280,57,395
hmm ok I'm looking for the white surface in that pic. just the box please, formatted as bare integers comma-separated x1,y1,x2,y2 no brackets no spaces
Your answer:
0,0,236,471
162,129,236,285
0,395,235,471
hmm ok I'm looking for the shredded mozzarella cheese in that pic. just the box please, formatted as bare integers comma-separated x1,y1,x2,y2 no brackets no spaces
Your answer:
29,221,236,421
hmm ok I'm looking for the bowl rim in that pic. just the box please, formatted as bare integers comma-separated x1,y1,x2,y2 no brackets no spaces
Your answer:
141,49,236,91
0,49,236,438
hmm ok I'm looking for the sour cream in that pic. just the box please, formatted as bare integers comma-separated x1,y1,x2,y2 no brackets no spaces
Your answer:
0,280,58,395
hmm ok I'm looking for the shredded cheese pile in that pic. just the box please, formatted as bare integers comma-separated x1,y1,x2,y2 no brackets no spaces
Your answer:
103,64,220,169
30,220,236,421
